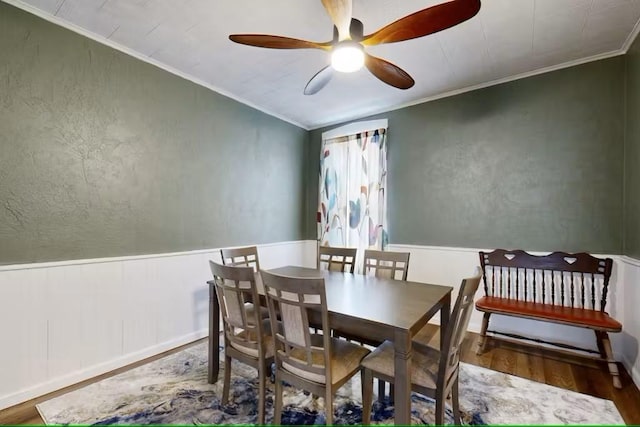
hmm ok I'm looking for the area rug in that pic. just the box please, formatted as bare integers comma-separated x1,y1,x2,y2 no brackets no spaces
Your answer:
37,341,624,425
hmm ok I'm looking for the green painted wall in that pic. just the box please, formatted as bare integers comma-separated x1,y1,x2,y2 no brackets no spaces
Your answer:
2,1,631,262
0,3,308,264
625,37,640,258
307,58,625,253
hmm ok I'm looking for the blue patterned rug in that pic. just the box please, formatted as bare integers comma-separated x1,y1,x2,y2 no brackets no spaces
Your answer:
36,341,624,425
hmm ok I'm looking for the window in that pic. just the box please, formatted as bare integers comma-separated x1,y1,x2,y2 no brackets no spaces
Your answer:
317,119,388,252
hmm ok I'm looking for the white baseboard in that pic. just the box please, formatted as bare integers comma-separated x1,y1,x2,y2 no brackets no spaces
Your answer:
0,329,207,411
623,355,640,388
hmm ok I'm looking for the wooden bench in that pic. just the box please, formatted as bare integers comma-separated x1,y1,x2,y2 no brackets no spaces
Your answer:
475,249,623,388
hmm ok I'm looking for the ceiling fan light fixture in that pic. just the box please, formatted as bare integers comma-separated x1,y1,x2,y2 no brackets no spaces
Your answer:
229,0,481,93
331,41,364,73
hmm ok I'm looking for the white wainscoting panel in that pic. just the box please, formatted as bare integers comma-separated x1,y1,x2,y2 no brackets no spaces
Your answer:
621,256,640,387
0,240,316,411
386,244,627,361
0,268,48,399
2,240,634,409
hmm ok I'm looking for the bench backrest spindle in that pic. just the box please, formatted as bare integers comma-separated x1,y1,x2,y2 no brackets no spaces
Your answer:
479,249,613,311
491,267,495,296
580,272,585,308
569,273,574,307
533,268,537,302
591,273,596,310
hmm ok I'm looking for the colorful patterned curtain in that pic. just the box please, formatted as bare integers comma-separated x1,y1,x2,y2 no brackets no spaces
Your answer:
318,128,388,252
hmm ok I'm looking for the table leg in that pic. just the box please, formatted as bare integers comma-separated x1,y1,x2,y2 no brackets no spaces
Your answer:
208,281,220,384
440,292,451,348
394,330,412,425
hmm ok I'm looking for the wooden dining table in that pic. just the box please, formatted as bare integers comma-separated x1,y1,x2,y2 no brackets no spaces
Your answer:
208,265,453,425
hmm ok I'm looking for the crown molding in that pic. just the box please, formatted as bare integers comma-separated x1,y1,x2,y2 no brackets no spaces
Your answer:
1,0,310,131
622,15,640,53
309,49,625,130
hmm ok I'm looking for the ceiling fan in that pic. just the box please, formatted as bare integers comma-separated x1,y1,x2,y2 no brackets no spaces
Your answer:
229,0,481,95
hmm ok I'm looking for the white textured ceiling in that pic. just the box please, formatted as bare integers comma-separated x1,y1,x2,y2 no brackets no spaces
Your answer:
8,0,640,129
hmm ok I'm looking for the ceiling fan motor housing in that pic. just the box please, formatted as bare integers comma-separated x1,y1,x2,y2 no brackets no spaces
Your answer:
332,18,364,43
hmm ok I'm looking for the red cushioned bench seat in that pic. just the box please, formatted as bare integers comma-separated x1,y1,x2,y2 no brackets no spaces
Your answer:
475,296,622,332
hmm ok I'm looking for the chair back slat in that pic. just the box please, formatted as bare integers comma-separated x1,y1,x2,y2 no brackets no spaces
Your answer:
479,249,613,311
363,249,410,281
221,246,261,271
318,246,357,273
439,269,482,388
209,261,264,355
223,286,246,327
280,301,307,347
260,270,332,384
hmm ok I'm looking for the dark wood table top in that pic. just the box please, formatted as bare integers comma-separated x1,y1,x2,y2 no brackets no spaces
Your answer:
265,266,453,333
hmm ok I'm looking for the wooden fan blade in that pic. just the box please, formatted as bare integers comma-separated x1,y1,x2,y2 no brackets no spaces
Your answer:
365,54,414,90
229,34,332,50
362,0,481,46
304,65,333,95
321,0,353,41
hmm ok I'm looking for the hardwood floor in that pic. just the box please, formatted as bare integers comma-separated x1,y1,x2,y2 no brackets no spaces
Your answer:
2,327,639,425
0,339,200,425
419,326,640,425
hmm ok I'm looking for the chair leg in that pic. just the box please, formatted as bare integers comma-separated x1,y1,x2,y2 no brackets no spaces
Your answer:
597,331,622,389
222,355,231,403
435,388,445,426
452,379,461,425
595,330,606,356
325,387,333,425
257,363,266,424
378,380,386,403
361,369,373,426
477,312,491,355
274,376,283,425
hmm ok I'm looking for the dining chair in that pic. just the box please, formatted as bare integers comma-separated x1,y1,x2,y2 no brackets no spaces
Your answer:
363,249,410,280
359,249,410,400
220,246,261,271
220,246,268,319
209,261,275,424
317,246,357,273
360,268,482,425
260,270,370,425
